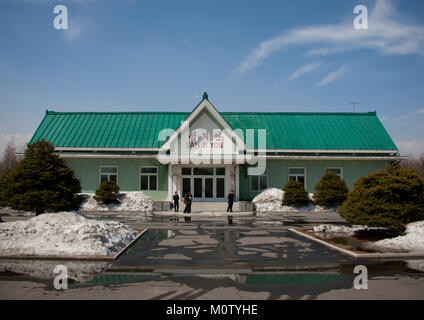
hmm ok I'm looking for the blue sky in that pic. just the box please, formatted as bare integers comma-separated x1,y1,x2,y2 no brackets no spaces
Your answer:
0,0,424,155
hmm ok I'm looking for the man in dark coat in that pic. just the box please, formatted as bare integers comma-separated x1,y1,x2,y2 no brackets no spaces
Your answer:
227,190,235,212
183,191,192,213
173,191,180,212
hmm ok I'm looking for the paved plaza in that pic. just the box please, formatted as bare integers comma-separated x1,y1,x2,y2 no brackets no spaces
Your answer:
1,213,424,300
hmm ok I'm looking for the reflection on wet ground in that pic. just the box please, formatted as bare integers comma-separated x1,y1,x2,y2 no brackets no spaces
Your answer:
113,228,352,269
1,223,423,287
0,259,110,282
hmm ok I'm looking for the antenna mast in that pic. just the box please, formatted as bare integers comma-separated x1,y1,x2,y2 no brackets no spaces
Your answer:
350,102,359,112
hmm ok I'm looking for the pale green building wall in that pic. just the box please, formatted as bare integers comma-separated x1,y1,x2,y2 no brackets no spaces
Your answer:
66,157,391,202
239,159,391,201
65,158,168,201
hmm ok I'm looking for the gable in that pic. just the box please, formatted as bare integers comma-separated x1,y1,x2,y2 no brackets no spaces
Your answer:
160,99,246,156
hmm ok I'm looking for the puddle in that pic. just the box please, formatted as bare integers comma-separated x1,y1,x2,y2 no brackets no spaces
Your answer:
338,261,424,274
244,273,343,286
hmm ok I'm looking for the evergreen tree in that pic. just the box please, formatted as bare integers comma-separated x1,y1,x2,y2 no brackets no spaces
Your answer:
314,172,349,206
94,180,120,204
1,141,82,215
282,180,310,206
339,166,424,235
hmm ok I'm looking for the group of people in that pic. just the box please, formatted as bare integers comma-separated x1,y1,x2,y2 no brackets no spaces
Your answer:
172,190,235,213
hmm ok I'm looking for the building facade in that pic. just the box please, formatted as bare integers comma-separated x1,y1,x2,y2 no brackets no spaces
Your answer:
30,93,400,203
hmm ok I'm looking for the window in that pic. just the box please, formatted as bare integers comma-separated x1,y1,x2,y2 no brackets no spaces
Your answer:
182,167,192,175
288,168,305,186
215,168,226,175
99,166,118,184
326,168,343,178
194,167,214,175
140,167,158,190
250,170,268,192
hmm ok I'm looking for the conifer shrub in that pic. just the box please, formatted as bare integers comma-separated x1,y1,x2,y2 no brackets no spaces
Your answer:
339,166,424,235
94,180,120,204
282,180,310,206
1,141,82,215
314,172,349,207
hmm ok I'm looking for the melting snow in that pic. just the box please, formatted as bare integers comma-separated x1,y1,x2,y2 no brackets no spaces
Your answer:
80,192,154,212
368,221,424,253
252,188,335,213
0,212,137,256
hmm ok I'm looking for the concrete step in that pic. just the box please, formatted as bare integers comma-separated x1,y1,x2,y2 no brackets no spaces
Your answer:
154,201,253,212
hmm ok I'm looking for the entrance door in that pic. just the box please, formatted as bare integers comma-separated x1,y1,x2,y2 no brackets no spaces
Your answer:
194,178,202,198
181,167,227,201
216,178,225,199
205,178,213,199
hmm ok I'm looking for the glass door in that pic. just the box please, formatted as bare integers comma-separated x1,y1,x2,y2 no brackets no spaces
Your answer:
182,178,191,197
216,178,225,199
194,178,202,198
205,178,213,198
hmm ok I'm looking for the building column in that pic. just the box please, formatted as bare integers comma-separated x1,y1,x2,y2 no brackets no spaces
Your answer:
235,165,239,201
167,163,173,201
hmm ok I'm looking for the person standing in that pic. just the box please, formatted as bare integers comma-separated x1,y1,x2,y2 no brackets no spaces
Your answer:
184,191,193,213
173,191,180,212
227,190,235,212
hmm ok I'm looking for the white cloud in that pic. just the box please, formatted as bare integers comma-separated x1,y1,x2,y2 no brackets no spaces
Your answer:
316,65,349,87
236,0,424,74
396,139,424,157
286,63,321,82
397,107,424,120
0,133,32,155
62,18,83,43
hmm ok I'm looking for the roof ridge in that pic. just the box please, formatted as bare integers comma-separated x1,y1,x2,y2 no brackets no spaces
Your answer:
45,110,377,116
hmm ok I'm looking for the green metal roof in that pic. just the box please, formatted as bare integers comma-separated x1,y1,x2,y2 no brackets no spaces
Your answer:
29,110,398,151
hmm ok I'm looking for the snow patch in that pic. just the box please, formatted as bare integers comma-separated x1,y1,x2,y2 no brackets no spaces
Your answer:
252,188,336,213
368,221,424,253
80,192,154,213
0,212,137,256
407,260,424,272
312,224,371,235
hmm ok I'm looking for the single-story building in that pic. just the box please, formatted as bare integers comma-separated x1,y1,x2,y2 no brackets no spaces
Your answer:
29,93,400,207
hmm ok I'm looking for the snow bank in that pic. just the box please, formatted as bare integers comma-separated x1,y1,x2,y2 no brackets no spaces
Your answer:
407,260,424,272
367,221,424,253
252,188,336,213
0,212,137,256
313,224,371,235
80,192,154,212
252,188,284,212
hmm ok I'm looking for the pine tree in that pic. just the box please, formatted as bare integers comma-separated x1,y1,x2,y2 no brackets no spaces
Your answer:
94,181,120,204
1,141,82,215
339,166,424,235
282,180,310,206
314,172,349,206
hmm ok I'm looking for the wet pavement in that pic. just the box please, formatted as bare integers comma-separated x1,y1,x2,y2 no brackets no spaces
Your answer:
113,227,352,270
1,213,424,299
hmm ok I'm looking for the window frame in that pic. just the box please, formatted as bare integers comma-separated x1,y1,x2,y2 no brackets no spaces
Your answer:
288,167,306,187
139,166,158,191
250,171,268,192
99,165,119,186
325,167,343,179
